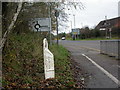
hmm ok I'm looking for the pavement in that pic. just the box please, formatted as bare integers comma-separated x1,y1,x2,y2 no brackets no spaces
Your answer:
59,40,120,88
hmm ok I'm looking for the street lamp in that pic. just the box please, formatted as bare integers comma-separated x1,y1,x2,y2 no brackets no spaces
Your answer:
68,14,76,40
73,14,75,28
69,14,76,29
70,21,72,31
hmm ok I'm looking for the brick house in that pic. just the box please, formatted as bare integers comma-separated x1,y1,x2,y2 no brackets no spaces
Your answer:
95,17,120,38
95,17,120,30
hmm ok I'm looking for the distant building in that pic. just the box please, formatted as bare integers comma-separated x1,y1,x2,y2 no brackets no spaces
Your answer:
95,17,120,31
95,17,120,38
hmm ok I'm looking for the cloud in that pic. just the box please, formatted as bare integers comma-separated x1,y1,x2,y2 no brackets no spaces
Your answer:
60,0,119,32
74,0,119,28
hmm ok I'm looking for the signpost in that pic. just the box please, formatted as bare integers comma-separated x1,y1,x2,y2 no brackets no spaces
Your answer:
72,28,80,35
72,28,80,40
43,38,55,79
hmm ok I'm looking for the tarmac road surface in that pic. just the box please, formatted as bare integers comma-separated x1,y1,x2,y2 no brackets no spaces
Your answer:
60,40,120,88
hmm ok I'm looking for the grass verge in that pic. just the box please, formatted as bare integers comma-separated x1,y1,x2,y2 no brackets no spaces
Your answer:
67,37,120,41
49,44,76,88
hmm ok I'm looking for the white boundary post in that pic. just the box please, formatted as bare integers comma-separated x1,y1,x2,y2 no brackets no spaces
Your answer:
43,38,55,79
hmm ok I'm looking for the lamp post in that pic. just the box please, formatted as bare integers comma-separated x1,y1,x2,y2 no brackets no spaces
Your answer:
69,14,76,40
73,14,77,40
73,14,75,28
68,14,75,29
70,20,72,32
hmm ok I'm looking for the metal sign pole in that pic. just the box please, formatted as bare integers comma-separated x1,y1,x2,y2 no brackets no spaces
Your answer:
56,17,59,45
48,3,52,45
55,8,59,45
49,18,52,45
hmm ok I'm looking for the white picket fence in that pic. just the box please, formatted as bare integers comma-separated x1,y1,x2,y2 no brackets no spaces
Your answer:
43,38,55,79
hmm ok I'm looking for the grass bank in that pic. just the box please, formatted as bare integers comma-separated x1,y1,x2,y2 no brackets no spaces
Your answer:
3,32,44,88
67,37,120,41
2,32,79,88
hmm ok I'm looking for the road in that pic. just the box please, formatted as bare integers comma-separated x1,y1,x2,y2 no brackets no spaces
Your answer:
60,40,120,88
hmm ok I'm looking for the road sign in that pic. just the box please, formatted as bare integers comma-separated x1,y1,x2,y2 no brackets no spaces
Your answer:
29,18,51,32
73,32,77,34
72,28,80,35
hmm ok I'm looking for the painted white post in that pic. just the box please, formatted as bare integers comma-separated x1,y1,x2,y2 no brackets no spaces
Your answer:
43,38,55,79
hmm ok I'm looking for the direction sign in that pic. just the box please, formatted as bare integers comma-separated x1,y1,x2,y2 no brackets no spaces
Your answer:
72,28,80,35
29,18,51,32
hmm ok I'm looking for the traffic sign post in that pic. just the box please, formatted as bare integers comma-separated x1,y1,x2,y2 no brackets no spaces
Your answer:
55,10,59,45
72,28,80,40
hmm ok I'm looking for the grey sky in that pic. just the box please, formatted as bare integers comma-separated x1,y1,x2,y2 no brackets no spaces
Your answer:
60,0,119,33
2,0,118,34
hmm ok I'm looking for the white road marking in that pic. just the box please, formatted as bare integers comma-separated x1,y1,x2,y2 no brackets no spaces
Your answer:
82,54,120,86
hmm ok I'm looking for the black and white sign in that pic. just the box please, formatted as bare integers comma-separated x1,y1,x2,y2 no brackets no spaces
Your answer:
29,18,51,32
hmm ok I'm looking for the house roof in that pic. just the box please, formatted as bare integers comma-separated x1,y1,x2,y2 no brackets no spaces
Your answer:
95,17,120,30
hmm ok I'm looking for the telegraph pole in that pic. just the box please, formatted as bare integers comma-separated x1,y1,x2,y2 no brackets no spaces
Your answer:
73,14,76,40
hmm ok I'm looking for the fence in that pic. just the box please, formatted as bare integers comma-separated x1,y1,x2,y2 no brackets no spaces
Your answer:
100,40,120,59
43,38,55,79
